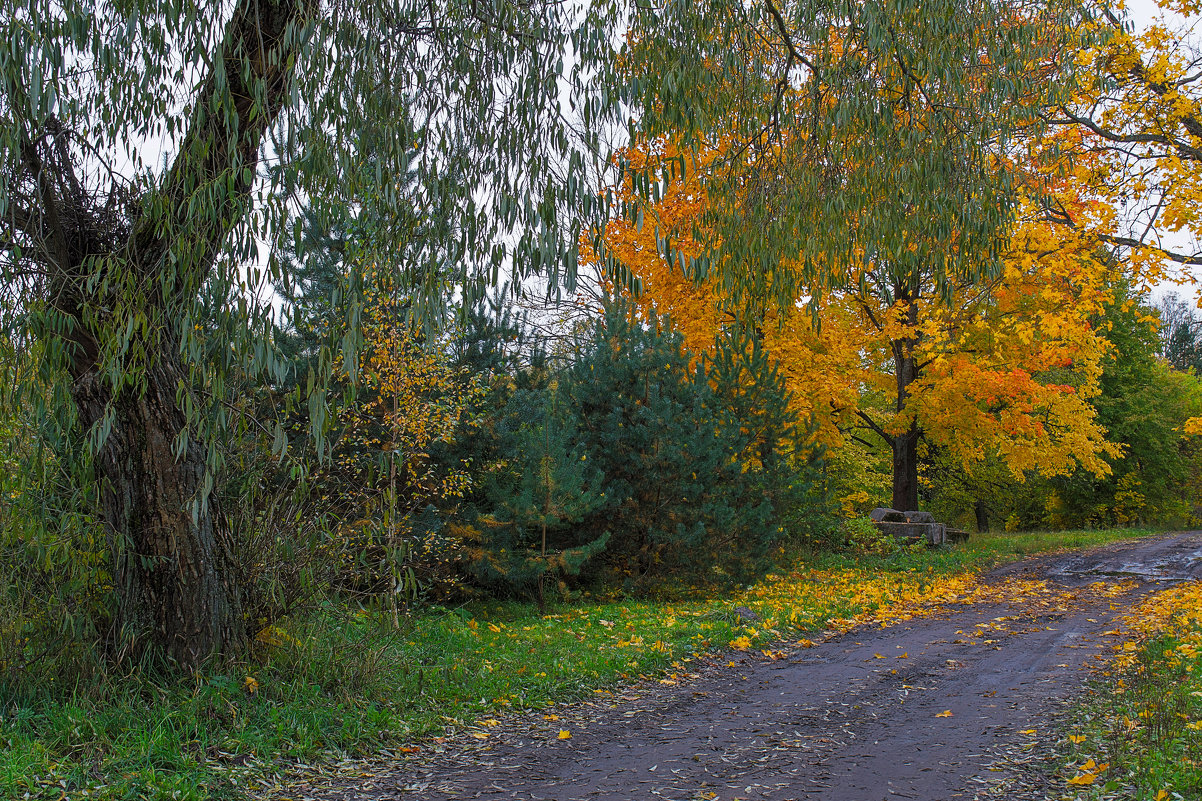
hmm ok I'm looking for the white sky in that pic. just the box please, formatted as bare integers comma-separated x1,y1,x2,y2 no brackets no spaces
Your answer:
120,1,1201,314
1121,0,1202,302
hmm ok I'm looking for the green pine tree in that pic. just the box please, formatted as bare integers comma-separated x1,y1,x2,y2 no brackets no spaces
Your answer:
463,377,608,604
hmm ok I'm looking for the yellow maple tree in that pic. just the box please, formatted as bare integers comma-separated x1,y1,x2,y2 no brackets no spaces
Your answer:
1051,0,1202,435
587,134,1121,512
1053,0,1202,286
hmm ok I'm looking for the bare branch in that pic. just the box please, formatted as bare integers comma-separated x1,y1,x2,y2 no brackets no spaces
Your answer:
1098,232,1202,266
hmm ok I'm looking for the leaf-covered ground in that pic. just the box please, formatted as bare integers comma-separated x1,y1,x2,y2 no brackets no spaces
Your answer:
0,528,1183,800
269,531,1202,801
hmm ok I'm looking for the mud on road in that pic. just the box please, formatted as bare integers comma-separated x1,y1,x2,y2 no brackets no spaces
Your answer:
289,531,1202,801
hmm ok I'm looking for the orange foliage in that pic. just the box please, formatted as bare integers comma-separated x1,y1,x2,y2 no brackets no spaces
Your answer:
586,135,1121,500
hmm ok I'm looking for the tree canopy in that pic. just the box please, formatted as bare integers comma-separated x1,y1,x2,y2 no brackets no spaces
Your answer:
0,0,1176,668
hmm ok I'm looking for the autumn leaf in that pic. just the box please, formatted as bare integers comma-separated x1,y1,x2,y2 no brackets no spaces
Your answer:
557,730,572,740
936,710,954,718
1066,759,1109,786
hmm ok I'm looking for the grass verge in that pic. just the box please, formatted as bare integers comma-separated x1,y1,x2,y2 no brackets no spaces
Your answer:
1051,580,1202,800
0,527,1160,800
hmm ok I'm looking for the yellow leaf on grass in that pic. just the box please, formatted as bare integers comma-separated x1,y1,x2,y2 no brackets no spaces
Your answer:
558,730,572,740
1068,734,1086,744
1066,760,1109,786
1155,791,1169,801
936,710,953,718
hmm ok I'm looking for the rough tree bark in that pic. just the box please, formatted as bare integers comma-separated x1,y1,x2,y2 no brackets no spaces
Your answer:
10,0,314,667
890,423,921,513
889,291,922,512
70,348,243,665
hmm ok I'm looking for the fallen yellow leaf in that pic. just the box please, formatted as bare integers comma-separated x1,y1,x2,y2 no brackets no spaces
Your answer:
1068,734,1085,744
936,710,953,718
557,730,572,740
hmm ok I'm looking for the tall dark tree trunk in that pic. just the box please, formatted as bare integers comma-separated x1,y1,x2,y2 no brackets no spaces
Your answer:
71,348,241,666
974,500,990,532
890,293,922,512
891,425,920,512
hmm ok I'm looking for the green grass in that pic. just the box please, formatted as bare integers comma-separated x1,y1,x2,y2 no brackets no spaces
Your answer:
0,526,1162,800
1051,588,1202,800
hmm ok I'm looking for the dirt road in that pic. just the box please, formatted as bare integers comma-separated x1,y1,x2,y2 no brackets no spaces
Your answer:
296,532,1202,801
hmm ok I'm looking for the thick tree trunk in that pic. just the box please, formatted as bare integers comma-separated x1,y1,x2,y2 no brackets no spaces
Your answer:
890,425,920,512
890,294,922,512
974,499,990,532
71,346,241,666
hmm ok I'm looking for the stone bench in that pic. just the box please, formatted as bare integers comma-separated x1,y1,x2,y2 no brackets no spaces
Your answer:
870,508,969,547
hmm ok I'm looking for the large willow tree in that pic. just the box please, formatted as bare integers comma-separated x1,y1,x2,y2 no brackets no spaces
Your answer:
0,0,1085,667
0,0,617,667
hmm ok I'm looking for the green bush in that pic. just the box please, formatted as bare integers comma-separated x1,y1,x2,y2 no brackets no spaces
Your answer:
556,303,818,587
